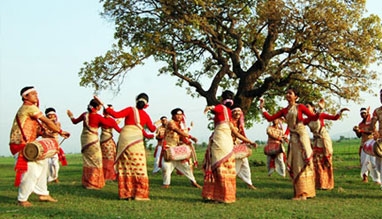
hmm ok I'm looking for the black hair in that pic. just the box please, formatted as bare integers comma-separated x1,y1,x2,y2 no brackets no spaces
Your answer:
20,86,34,96
20,86,35,100
136,93,149,109
307,101,314,106
171,108,184,116
222,90,234,100
103,104,112,114
305,102,316,113
45,107,56,116
287,87,299,97
230,104,241,110
221,90,234,107
87,99,101,112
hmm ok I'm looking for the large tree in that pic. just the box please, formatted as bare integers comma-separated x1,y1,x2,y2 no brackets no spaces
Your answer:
79,0,382,124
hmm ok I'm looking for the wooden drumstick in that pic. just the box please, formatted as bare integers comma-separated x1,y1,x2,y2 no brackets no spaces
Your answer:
59,138,66,146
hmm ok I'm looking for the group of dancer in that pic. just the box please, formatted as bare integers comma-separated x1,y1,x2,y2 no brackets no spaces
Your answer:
259,88,353,200
9,85,382,207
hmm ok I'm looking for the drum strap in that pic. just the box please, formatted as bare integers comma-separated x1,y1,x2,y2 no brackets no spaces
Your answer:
190,144,198,167
13,115,29,187
158,140,167,168
15,115,28,142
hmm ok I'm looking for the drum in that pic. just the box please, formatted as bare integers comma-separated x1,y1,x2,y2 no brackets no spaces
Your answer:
163,145,192,161
362,139,382,158
23,138,59,161
373,139,382,158
233,143,252,159
263,142,282,156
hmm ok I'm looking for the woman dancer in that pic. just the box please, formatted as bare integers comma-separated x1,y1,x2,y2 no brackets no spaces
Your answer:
231,106,257,189
100,105,121,181
67,98,119,189
259,88,321,200
202,90,254,203
100,93,156,201
304,101,348,190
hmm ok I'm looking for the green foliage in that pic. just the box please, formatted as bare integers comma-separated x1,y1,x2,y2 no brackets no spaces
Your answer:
1,139,382,218
78,0,382,127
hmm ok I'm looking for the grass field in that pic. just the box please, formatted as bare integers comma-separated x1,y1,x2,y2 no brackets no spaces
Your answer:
1,139,381,218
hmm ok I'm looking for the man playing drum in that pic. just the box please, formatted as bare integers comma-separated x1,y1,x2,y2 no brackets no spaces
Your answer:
160,108,202,189
353,107,380,184
9,86,70,207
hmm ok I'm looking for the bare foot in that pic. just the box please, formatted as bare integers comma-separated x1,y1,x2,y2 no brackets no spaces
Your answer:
134,197,150,201
191,181,202,189
39,195,58,202
292,196,307,201
18,201,32,207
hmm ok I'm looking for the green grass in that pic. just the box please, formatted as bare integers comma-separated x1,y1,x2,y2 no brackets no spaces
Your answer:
0,139,380,218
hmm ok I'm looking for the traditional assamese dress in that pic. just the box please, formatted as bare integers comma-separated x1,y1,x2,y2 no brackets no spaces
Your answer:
153,125,166,173
100,117,121,181
42,120,67,182
359,114,380,183
263,104,318,199
304,112,341,190
202,104,236,203
106,107,156,200
161,120,198,186
265,124,287,177
70,112,118,189
231,118,254,187
9,103,51,201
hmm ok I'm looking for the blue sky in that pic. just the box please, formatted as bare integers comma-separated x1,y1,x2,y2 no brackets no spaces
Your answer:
0,0,381,156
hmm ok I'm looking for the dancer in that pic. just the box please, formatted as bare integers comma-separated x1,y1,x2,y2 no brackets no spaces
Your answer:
231,106,257,189
259,88,320,200
202,90,253,203
9,86,70,207
153,116,167,174
353,107,380,183
371,89,382,187
42,107,68,183
264,118,288,177
179,114,197,174
304,101,349,190
67,98,119,189
100,105,121,181
161,108,201,189
101,93,156,201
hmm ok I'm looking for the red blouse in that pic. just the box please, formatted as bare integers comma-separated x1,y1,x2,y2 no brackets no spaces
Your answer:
213,104,232,124
303,112,340,127
101,116,122,133
105,107,156,132
70,112,119,130
263,104,319,123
